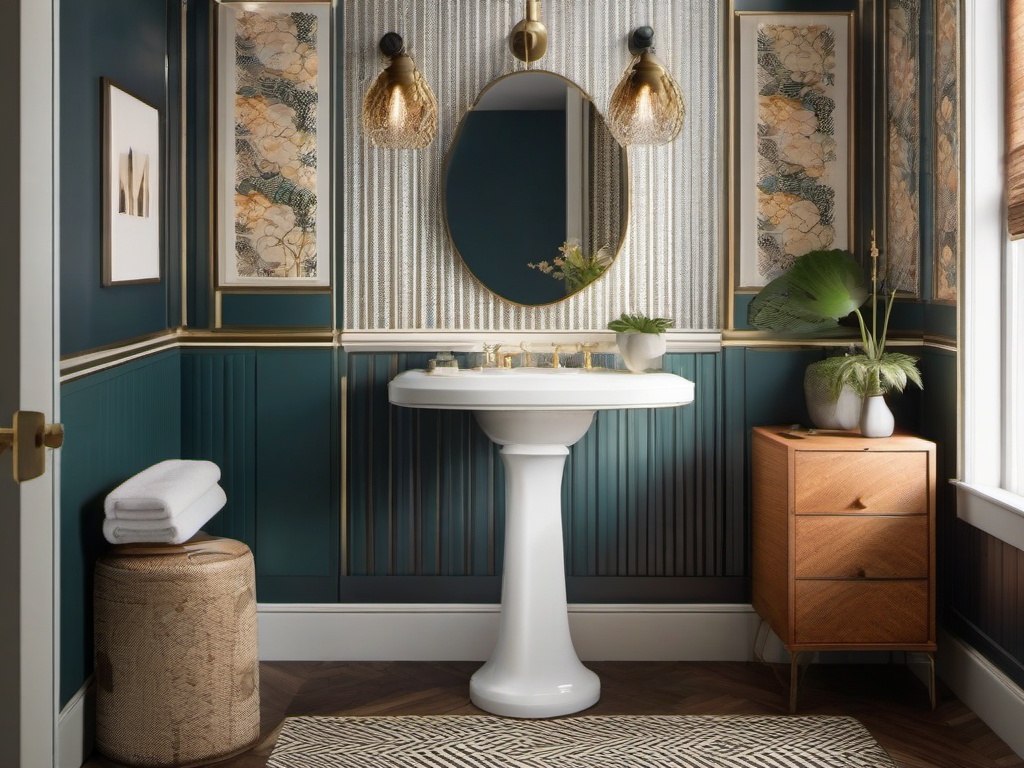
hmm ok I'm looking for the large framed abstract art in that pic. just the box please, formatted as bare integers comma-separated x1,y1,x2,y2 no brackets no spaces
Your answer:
216,3,331,289
731,11,855,290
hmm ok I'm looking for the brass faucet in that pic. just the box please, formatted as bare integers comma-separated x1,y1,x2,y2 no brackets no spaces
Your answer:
578,342,598,370
481,343,502,368
519,342,534,368
551,343,565,368
497,347,520,369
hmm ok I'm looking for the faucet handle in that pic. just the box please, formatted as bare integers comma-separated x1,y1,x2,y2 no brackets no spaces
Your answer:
578,342,598,370
496,345,520,369
481,342,502,368
551,343,565,368
519,342,534,368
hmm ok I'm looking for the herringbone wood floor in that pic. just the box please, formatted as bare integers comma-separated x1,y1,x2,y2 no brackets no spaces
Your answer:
85,661,1023,768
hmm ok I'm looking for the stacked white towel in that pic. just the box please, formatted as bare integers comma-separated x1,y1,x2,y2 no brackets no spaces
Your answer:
103,460,226,545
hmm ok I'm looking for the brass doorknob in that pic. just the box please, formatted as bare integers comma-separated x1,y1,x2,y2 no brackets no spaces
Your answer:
0,411,64,483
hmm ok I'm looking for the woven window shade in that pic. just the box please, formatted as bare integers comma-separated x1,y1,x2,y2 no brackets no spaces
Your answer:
1009,0,1024,237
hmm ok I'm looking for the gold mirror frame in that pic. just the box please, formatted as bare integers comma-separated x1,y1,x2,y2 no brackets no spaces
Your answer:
442,69,631,309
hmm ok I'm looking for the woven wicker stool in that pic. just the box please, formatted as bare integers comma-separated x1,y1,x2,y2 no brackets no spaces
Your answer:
94,534,259,767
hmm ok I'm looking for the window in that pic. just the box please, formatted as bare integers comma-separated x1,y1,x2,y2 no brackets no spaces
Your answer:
956,0,1024,550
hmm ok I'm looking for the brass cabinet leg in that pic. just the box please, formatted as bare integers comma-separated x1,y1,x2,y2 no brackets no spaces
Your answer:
789,651,803,713
752,618,770,664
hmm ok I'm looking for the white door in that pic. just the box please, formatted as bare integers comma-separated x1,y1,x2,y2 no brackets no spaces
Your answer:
0,1,60,766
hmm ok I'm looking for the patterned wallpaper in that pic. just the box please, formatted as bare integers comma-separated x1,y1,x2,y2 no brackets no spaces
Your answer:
342,1,721,331
933,0,961,302
886,0,921,296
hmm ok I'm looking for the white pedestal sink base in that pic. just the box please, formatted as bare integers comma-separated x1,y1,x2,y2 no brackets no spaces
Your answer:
469,431,599,719
388,372,696,720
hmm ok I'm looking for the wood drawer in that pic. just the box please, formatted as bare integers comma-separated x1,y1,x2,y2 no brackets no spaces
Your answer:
795,516,928,579
794,452,927,514
794,580,929,645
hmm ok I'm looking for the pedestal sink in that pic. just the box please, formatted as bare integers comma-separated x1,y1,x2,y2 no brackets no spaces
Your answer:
388,367,695,718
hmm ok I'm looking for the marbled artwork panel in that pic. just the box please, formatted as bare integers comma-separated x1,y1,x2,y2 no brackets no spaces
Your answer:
755,23,840,282
734,12,852,290
218,5,331,288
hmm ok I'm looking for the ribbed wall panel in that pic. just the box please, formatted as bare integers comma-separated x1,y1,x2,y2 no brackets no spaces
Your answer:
60,351,183,706
346,352,506,576
343,1,721,331
346,352,731,579
181,350,257,546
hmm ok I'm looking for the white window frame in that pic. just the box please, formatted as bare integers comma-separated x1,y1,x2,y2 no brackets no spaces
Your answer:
955,0,1024,551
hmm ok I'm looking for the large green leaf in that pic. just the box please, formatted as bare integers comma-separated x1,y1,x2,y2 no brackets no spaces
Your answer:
747,273,842,333
748,249,868,332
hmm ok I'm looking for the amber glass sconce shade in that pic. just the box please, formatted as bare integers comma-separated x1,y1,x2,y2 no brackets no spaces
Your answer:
362,32,438,149
608,26,685,146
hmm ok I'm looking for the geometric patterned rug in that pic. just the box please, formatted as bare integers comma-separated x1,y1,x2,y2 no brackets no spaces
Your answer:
267,714,897,768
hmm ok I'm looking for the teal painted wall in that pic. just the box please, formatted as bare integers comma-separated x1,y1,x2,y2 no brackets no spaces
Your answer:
60,352,182,706
220,294,333,328
181,348,339,602
60,0,180,355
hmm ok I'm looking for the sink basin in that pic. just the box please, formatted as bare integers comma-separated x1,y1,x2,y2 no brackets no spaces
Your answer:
389,366,695,718
389,367,694,411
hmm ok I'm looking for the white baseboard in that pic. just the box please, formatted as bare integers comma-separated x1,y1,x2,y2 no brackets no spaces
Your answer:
257,603,764,662
937,629,1024,760
57,678,93,768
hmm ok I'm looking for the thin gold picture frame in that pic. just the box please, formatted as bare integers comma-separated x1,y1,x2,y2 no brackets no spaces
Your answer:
727,10,857,297
214,2,332,292
102,77,163,287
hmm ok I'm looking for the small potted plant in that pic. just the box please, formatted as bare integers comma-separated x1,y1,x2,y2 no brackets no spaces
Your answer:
747,245,922,437
607,313,674,372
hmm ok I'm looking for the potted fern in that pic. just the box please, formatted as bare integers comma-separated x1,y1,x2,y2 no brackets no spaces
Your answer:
831,244,923,437
607,313,673,372
747,246,922,437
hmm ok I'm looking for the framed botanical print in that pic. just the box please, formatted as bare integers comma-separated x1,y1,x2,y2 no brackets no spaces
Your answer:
731,12,855,291
216,3,331,289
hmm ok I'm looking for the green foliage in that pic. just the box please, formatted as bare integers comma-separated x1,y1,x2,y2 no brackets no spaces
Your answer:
528,241,613,294
747,249,869,332
831,352,924,398
747,246,923,397
607,313,674,334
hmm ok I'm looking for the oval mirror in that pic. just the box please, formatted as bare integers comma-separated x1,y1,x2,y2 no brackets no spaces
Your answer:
444,71,629,307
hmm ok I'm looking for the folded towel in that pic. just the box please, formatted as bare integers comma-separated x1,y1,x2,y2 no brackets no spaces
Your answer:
103,484,227,545
105,459,221,520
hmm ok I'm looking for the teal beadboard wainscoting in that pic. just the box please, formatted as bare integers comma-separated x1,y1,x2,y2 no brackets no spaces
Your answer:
181,348,340,603
344,351,747,603
60,351,182,706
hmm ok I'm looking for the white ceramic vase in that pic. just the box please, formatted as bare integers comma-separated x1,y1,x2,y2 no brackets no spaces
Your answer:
860,395,895,438
803,361,861,430
616,332,666,373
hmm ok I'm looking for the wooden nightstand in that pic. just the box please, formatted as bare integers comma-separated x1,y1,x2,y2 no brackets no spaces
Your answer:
751,426,937,711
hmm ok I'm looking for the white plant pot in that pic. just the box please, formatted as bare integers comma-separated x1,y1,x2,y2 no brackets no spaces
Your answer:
616,332,667,373
804,361,860,430
860,395,895,438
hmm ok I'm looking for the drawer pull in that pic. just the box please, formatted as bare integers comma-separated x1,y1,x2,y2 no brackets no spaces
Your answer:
854,567,867,578
851,497,868,510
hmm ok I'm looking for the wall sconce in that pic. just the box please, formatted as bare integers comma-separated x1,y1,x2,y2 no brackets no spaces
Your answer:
362,32,438,149
608,26,685,146
509,0,548,64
